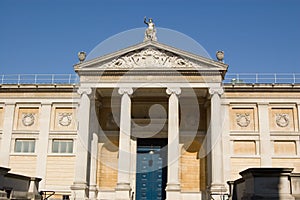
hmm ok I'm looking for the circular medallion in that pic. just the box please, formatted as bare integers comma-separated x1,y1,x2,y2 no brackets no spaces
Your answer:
236,113,250,127
58,113,72,126
276,114,289,127
22,113,35,126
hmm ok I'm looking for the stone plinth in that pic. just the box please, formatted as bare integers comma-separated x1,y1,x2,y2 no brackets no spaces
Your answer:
230,168,295,200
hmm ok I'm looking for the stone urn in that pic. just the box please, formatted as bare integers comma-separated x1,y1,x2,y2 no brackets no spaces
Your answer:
216,51,224,62
78,51,86,62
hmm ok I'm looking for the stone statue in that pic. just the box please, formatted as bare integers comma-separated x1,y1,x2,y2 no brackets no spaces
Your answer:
144,17,157,41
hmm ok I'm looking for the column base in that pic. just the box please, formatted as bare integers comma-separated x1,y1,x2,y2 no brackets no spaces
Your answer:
70,182,88,200
115,183,131,200
208,183,227,198
166,183,181,200
89,185,98,200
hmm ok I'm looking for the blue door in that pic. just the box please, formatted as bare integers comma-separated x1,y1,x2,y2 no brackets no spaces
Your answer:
136,140,167,200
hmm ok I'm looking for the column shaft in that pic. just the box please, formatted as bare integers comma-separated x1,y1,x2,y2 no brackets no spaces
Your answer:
116,88,133,200
71,87,92,200
208,87,226,194
166,88,181,200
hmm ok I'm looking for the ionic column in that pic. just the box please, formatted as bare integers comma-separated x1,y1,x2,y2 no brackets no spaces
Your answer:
165,87,181,200
208,87,226,194
115,87,133,200
0,102,15,167
71,87,93,200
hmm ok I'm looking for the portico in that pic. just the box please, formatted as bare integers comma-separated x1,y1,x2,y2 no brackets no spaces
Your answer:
71,39,228,200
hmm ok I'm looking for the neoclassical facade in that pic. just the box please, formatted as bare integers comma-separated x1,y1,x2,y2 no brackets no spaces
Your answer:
1,30,300,200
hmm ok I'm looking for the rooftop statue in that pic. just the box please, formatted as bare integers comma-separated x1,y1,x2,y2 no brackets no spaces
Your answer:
144,17,157,41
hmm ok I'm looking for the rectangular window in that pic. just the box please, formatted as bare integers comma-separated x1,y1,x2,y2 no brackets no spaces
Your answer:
15,139,35,153
52,139,73,153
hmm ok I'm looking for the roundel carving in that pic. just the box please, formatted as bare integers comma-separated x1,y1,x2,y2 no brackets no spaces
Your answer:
236,113,250,127
275,113,289,127
22,113,35,126
58,113,72,126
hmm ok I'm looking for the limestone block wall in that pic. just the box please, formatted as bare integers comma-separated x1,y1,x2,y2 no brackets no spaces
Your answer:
223,87,300,183
180,138,206,192
0,86,79,198
97,136,119,190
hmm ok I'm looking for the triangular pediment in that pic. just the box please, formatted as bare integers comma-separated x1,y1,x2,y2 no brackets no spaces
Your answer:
74,40,228,77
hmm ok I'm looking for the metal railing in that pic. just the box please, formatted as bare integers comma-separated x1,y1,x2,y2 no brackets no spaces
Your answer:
0,74,79,85
1,73,300,85
224,73,300,84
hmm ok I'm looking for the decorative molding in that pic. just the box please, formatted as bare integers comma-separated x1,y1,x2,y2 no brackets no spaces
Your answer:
118,87,133,95
22,113,35,126
236,113,251,127
58,113,72,127
104,48,196,69
166,87,181,96
275,113,289,127
209,87,224,96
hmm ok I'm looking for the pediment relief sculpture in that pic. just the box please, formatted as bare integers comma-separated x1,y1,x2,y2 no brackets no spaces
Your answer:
103,48,198,69
275,113,289,127
236,113,250,127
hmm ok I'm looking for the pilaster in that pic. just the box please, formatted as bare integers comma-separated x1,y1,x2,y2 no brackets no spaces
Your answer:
36,102,52,189
258,102,272,166
89,133,99,200
165,87,181,200
0,102,15,167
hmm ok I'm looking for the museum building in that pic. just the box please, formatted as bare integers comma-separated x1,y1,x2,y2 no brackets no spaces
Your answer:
1,25,300,200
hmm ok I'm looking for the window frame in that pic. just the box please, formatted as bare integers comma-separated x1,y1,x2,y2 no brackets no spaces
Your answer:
51,139,74,154
14,139,36,153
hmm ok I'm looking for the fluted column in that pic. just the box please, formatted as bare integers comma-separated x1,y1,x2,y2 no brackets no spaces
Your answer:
71,87,93,200
208,87,226,194
115,87,133,200
165,87,181,200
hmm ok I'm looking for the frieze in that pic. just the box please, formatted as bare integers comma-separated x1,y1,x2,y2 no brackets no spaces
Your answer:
236,113,250,127
104,48,196,69
58,113,72,126
22,113,35,126
275,113,289,127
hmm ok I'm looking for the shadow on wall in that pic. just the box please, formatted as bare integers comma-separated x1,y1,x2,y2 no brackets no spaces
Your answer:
228,168,300,200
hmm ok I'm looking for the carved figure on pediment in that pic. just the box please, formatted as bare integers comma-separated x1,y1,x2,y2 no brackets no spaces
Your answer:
105,48,195,69
22,113,35,126
58,113,72,126
144,17,157,41
236,113,250,127
275,113,289,127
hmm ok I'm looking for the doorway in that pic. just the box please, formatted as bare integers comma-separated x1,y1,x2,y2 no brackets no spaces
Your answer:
136,139,167,200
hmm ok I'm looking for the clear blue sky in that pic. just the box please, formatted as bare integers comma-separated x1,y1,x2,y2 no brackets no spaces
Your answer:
0,0,299,74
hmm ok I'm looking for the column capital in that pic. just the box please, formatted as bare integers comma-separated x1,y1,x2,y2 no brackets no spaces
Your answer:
166,87,181,96
77,87,92,96
209,87,224,96
118,87,133,95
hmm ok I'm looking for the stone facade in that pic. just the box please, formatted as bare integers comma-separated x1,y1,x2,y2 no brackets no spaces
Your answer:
0,38,300,200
